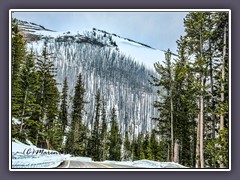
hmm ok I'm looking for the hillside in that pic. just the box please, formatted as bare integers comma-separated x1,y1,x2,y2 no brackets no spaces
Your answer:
16,19,162,136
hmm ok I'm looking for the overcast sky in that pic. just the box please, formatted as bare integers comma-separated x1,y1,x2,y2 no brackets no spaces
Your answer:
12,11,187,54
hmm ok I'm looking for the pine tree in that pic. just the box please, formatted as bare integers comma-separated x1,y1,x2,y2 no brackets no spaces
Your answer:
11,19,26,97
184,12,211,168
44,76,60,150
123,131,131,160
204,12,229,168
143,132,152,160
151,49,174,162
65,73,87,155
12,18,27,120
91,90,101,161
59,77,69,148
18,51,39,138
108,107,122,161
33,41,60,149
131,133,137,161
136,132,145,160
171,36,198,166
100,98,108,161
150,130,159,161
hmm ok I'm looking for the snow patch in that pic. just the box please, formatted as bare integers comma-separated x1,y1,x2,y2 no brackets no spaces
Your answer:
103,160,187,168
12,140,68,168
12,117,21,125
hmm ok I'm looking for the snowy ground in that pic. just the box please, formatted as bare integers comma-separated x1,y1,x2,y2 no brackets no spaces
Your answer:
103,160,187,168
12,140,70,168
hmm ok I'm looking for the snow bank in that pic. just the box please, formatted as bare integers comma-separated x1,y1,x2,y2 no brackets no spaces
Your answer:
133,160,186,168
103,160,187,168
103,160,133,166
12,140,69,168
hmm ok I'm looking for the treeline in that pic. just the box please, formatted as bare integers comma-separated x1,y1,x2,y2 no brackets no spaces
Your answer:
151,12,229,168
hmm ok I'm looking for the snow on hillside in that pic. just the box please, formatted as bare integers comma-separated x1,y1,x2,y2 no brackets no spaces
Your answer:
112,35,164,69
12,140,70,168
26,25,164,70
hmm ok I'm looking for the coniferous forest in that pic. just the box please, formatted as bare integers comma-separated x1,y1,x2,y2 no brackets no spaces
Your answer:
11,12,229,168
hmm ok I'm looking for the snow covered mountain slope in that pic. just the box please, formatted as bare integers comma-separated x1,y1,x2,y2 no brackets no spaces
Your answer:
16,19,164,69
16,19,163,136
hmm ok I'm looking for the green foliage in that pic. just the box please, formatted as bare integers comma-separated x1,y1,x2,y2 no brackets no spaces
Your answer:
99,98,108,161
108,107,122,161
143,132,152,160
65,73,87,155
158,140,169,162
205,129,229,168
123,131,131,160
150,130,159,161
59,77,69,140
90,90,102,161
136,133,145,160
150,12,229,168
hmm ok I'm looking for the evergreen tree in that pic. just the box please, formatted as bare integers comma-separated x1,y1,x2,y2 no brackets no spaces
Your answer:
65,73,87,155
143,132,152,160
90,90,102,161
131,134,137,161
12,50,39,142
45,76,60,150
151,49,174,162
136,132,145,160
172,36,198,166
108,107,122,161
12,19,27,119
150,130,159,161
123,131,131,160
33,41,60,149
100,98,108,161
12,19,26,97
184,12,211,168
59,77,69,148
